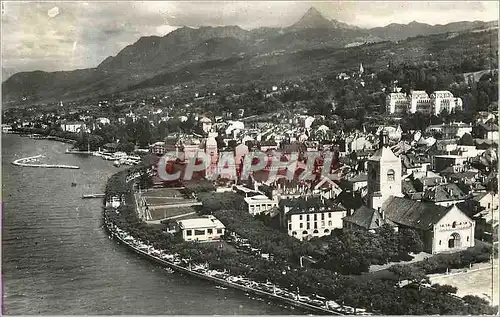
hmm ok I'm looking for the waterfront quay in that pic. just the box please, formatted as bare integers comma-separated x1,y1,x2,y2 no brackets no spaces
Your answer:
103,172,355,315
103,217,346,315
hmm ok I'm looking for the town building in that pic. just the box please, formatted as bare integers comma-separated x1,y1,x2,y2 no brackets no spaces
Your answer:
433,155,469,173
473,192,499,214
383,197,475,254
430,91,463,115
178,216,225,242
366,133,404,211
426,122,473,139
422,183,468,207
386,90,462,115
473,122,499,141
60,121,87,133
281,197,347,241
244,195,279,216
386,92,408,115
199,117,213,134
409,90,432,114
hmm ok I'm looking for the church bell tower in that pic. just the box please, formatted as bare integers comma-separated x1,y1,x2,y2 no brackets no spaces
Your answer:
367,131,403,211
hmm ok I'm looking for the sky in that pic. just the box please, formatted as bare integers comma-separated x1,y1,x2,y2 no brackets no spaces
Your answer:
2,1,499,79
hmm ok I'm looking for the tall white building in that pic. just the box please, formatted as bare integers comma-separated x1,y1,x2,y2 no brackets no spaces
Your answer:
386,90,462,116
430,91,463,115
408,90,432,114
386,92,408,114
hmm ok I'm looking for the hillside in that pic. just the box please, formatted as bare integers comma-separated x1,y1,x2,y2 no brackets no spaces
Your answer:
2,6,498,107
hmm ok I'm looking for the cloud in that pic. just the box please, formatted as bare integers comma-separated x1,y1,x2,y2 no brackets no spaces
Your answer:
2,1,498,76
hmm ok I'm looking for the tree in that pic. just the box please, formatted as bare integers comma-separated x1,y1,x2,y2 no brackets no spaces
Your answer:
398,228,424,254
477,91,490,111
432,284,458,294
458,133,474,146
389,264,427,284
463,93,477,114
138,169,153,190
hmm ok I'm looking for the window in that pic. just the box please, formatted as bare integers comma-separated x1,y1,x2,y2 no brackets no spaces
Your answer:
194,229,205,236
452,221,457,228
321,213,325,220
292,231,297,236
288,224,292,231
439,240,441,245
314,222,318,229
300,223,303,229
207,229,213,234
328,212,332,218
217,229,223,234
306,215,310,221
306,223,310,230
186,230,192,236
467,236,469,242
302,230,308,235
387,169,395,182
324,229,330,234
314,214,317,221
313,230,319,234
299,215,303,221
321,221,325,227
328,221,332,226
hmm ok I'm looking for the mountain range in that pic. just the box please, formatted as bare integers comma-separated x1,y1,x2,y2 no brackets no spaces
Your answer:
2,7,498,106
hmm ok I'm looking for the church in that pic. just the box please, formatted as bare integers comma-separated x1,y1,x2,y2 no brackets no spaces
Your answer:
342,132,475,254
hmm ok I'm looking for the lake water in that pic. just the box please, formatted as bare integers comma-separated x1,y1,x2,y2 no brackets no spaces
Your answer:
2,134,295,314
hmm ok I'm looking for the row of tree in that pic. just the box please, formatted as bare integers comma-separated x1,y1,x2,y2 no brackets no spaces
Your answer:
103,169,496,315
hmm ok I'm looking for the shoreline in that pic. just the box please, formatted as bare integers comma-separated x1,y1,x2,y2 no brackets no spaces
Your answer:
102,172,352,315
12,131,77,144
102,216,345,315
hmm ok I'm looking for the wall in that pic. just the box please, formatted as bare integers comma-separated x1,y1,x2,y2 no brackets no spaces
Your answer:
183,227,225,241
432,206,475,254
288,210,345,241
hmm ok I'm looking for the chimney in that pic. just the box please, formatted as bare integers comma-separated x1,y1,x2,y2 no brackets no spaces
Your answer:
378,207,385,220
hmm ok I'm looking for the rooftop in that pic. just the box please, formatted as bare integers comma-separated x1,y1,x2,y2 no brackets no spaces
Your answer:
178,216,225,230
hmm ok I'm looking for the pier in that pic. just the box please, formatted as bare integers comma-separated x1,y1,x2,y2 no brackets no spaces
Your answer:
83,194,106,199
12,155,80,169
65,149,94,155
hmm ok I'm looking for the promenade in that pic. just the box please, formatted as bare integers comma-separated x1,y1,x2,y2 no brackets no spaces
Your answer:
428,258,499,304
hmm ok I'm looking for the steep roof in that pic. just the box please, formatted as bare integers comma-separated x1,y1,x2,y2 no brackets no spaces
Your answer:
342,205,385,230
368,146,399,162
423,183,468,202
382,196,450,230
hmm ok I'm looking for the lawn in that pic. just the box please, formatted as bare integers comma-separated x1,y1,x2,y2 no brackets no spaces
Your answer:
148,207,197,220
142,188,183,197
144,197,195,206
